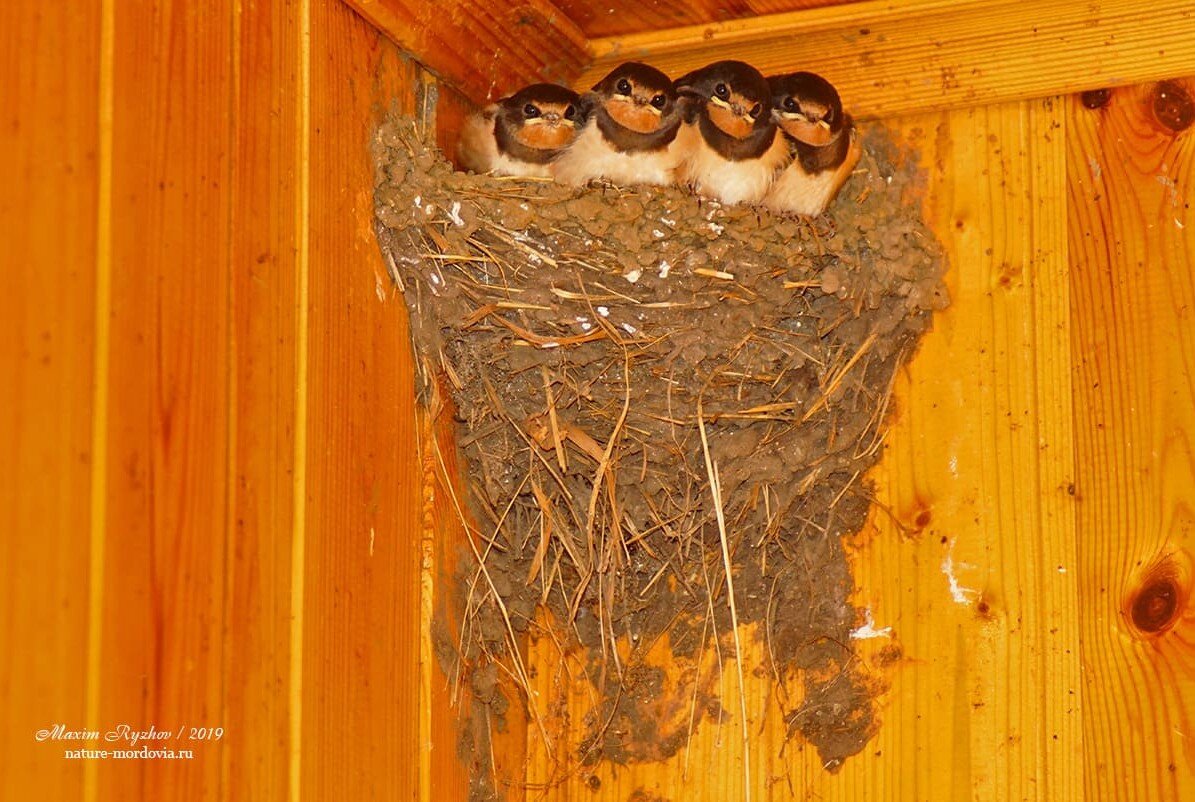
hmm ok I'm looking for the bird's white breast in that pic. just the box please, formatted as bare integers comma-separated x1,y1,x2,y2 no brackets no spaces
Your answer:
763,163,841,217
763,134,862,216
553,119,683,186
678,125,790,206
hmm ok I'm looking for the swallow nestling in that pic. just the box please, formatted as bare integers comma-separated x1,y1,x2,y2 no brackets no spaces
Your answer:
763,72,861,216
553,62,685,187
458,83,583,178
673,60,789,205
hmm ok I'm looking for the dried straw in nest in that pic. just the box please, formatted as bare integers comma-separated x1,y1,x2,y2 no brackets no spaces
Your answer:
373,114,947,782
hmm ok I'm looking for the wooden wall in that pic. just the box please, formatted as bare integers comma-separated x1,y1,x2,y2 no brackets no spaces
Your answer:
476,82,1195,802
0,1,439,800
2,2,1193,802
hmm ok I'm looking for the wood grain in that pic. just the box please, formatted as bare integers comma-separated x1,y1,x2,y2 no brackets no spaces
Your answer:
1067,79,1195,801
341,0,589,103
94,0,234,799
512,98,1084,802
6,2,1195,802
299,2,424,799
4,1,429,801
579,0,1195,119
0,1,98,800
224,0,302,798
551,0,856,39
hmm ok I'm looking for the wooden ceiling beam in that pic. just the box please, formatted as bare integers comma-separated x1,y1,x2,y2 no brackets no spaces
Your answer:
342,0,589,103
578,0,1195,117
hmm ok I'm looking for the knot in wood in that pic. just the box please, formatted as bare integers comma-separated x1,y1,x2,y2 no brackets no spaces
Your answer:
1130,575,1180,635
1080,88,1112,110
1151,80,1194,133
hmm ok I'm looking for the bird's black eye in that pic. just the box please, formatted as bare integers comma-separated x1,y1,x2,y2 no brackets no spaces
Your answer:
714,83,729,99
650,94,667,109
616,78,631,94
523,103,540,118
783,97,797,112
564,104,576,120
824,108,835,123
749,103,762,118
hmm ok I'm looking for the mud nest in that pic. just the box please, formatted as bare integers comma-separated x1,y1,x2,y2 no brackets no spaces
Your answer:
373,115,947,786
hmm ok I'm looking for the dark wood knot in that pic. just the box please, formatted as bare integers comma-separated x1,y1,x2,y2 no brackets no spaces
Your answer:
1130,575,1181,635
1152,80,1194,133
1080,88,1112,110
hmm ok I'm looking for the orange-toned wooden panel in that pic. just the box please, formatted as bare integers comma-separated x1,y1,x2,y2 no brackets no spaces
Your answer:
579,0,1195,120
223,0,302,799
0,1,98,800
1067,80,1195,800
95,0,233,800
553,0,857,38
432,79,476,168
299,2,423,798
341,0,588,103
513,97,1082,802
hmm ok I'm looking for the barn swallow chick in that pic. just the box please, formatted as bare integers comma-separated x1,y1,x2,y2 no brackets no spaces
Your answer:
763,72,861,216
673,60,789,205
553,62,685,187
458,83,583,178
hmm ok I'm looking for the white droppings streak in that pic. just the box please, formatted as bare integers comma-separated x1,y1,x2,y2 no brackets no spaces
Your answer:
849,608,892,640
624,269,642,283
942,538,978,604
658,260,671,279
447,200,464,226
596,306,609,317
652,229,666,239
621,322,637,335
413,195,422,208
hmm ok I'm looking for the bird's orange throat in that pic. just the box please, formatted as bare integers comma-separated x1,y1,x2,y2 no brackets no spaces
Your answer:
605,98,664,134
516,121,577,151
708,103,755,139
780,118,835,146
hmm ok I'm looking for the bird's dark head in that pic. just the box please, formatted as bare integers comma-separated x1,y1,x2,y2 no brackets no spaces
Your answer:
767,72,845,146
674,60,772,140
496,83,583,153
590,62,678,134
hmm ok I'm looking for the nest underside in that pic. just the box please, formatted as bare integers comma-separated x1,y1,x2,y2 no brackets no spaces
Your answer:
373,115,947,783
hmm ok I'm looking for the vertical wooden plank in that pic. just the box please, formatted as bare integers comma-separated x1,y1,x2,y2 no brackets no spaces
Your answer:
1067,79,1195,801
829,99,1082,802
0,1,98,799
301,1,423,798
431,80,474,167
96,0,233,799
224,0,302,799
